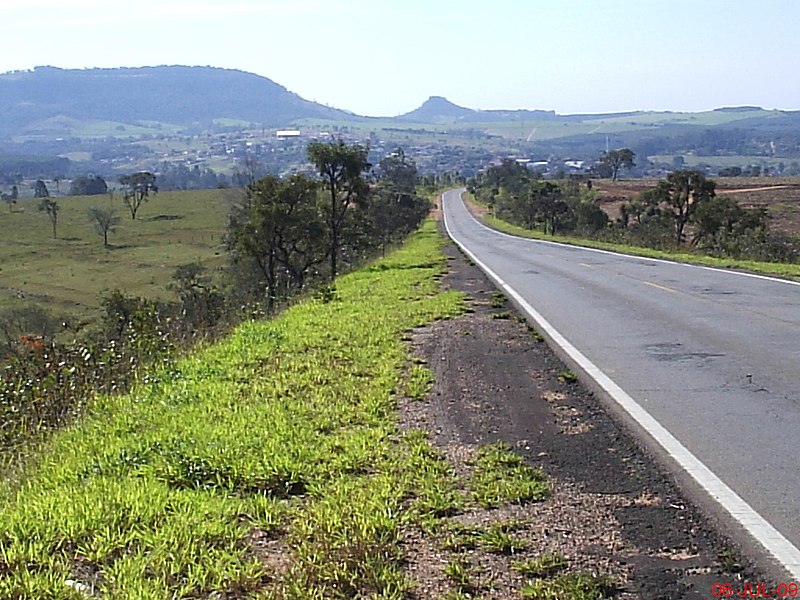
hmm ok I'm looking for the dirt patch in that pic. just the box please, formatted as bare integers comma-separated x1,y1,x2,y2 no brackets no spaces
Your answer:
397,235,769,599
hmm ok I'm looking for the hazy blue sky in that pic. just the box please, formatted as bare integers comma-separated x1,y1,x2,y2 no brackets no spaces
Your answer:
1,0,798,116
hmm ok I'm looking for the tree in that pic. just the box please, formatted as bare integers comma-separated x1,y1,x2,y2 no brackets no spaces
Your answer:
70,175,108,196
647,170,715,244
369,149,428,254
88,206,120,247
34,179,50,198
119,172,157,219
530,181,568,234
169,263,225,329
307,139,371,281
226,174,326,312
38,197,59,239
597,149,636,181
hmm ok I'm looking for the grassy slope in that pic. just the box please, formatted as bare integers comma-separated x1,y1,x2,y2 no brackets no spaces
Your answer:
0,189,232,322
465,194,800,280
0,222,469,598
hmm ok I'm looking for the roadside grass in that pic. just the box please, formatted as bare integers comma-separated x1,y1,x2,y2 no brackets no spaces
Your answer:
470,442,549,508
0,189,233,323
465,194,800,280
0,220,469,598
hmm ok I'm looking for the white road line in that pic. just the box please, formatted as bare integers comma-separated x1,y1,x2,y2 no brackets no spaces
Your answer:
442,189,800,580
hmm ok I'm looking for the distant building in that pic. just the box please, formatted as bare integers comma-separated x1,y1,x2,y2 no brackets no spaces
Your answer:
276,129,301,140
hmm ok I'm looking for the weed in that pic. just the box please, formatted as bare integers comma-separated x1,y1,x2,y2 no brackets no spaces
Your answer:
530,330,544,342
477,523,527,555
558,369,579,384
491,311,511,320
444,557,479,595
469,442,548,508
513,552,568,578
521,572,617,599
717,548,744,573
490,291,506,308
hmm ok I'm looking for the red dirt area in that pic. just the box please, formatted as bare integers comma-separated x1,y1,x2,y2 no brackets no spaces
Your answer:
592,178,800,236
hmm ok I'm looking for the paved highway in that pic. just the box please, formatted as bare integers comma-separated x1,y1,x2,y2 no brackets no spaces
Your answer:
442,188,800,579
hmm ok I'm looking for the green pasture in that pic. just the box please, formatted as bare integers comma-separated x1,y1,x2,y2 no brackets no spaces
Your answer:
0,189,235,324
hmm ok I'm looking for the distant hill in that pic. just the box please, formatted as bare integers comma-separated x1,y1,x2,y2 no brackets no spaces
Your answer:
0,65,354,135
399,95,557,124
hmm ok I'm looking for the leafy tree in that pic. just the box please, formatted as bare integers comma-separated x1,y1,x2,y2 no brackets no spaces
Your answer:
692,196,768,251
646,170,715,244
119,172,157,219
34,179,50,198
169,263,225,329
597,149,636,181
369,149,428,254
70,175,108,196
530,181,568,234
226,174,326,312
87,206,120,247
38,197,59,238
307,139,371,281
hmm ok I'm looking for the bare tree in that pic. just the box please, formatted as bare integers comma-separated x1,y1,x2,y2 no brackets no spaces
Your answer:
88,206,120,247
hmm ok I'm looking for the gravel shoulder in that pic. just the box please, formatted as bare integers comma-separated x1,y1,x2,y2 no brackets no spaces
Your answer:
397,228,770,599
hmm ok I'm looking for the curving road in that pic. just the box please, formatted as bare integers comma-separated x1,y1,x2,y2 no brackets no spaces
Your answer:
442,188,800,579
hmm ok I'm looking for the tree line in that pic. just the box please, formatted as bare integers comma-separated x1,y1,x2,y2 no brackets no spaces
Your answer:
227,142,429,313
468,160,797,263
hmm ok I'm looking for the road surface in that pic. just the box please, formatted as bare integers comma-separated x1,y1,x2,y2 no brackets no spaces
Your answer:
442,188,800,580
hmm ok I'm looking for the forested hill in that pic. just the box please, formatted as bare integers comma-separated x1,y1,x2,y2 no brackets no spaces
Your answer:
0,65,354,133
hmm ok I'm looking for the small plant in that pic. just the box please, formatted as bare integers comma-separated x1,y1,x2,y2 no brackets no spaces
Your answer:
513,552,568,578
492,311,511,320
490,291,506,308
478,524,527,555
558,369,579,384
469,442,548,508
521,572,616,599
314,285,339,303
717,548,744,573
530,329,544,342
444,557,479,595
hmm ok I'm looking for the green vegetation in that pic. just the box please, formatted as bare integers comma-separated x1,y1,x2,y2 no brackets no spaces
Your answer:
513,553,569,578
490,290,506,307
521,572,617,599
0,188,230,322
465,180,800,280
469,442,549,508
0,221,468,598
558,369,579,384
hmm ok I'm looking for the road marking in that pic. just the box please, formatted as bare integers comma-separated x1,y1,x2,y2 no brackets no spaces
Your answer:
579,262,594,269
643,281,678,294
442,189,800,580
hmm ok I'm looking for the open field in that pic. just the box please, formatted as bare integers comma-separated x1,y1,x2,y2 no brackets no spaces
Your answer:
0,188,235,326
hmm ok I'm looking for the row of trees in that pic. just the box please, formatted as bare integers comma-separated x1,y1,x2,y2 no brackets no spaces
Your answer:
469,159,610,237
468,161,792,262
227,142,429,312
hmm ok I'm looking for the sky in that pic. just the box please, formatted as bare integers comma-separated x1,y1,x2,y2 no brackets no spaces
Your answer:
1,0,798,117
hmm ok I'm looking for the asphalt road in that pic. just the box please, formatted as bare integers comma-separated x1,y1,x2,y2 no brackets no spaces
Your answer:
442,188,800,579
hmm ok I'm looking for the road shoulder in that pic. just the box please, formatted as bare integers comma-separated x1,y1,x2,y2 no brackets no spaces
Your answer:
399,235,768,599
